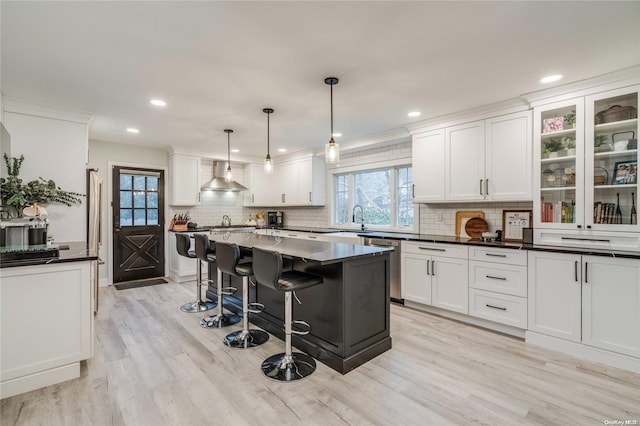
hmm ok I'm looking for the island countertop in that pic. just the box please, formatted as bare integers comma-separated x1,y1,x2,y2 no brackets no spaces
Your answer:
207,232,392,265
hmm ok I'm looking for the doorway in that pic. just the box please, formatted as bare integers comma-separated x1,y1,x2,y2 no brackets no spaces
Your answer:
112,166,165,283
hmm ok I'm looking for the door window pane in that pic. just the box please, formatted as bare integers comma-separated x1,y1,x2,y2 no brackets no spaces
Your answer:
120,174,132,190
120,191,132,208
147,192,158,208
147,176,159,191
134,209,146,225
133,191,146,208
120,209,132,226
147,209,159,225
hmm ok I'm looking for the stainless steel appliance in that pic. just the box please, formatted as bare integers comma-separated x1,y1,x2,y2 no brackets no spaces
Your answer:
363,237,402,304
267,211,284,228
86,169,102,312
0,218,48,247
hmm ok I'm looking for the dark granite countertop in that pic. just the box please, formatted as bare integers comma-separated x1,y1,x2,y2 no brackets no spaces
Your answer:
208,233,392,265
1,241,98,268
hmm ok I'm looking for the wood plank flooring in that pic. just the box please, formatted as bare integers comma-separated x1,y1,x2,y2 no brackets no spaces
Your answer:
2,280,639,425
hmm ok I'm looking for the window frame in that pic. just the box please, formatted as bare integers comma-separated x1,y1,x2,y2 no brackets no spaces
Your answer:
329,159,415,232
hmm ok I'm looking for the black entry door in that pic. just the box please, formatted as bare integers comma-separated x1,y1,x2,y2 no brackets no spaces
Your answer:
113,166,165,283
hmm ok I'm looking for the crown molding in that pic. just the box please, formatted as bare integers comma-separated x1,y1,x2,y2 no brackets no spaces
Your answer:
4,97,93,125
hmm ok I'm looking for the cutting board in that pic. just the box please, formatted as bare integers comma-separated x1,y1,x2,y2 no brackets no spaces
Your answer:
455,211,485,238
464,217,488,239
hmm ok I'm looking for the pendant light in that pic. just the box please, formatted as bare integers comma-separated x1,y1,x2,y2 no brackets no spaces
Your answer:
224,129,234,182
324,77,340,163
263,108,274,174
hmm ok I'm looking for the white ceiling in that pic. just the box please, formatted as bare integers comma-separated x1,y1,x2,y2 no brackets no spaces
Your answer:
2,1,640,163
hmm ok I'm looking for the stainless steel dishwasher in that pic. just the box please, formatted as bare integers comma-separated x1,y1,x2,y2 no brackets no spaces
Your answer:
363,237,403,304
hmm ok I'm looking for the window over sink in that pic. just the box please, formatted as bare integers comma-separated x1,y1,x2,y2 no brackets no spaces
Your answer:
333,165,413,228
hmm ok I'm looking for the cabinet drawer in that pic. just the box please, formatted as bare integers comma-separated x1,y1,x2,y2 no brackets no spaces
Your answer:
402,241,468,259
469,246,527,265
469,289,527,329
534,229,640,252
469,261,527,297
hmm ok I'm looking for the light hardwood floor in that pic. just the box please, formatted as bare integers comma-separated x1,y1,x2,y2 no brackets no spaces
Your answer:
2,280,639,426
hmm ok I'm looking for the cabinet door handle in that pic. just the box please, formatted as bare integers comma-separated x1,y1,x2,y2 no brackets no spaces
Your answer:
486,275,507,281
412,184,415,198
426,259,430,276
585,262,588,283
574,260,579,282
419,247,446,252
485,253,507,258
282,194,285,203
485,179,489,196
431,260,435,276
480,179,483,196
309,191,312,202
252,194,255,203
486,304,507,311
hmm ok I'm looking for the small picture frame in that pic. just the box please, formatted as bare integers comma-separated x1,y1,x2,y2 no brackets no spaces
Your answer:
612,160,637,185
502,210,532,243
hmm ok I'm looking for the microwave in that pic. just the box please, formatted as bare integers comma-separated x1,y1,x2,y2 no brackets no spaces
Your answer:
267,211,284,228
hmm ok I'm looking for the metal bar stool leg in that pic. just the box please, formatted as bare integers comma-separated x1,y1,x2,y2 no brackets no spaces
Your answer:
223,276,269,348
261,291,316,381
200,268,240,328
181,259,216,313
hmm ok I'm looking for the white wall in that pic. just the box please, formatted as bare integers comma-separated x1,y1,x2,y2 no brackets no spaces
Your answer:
88,139,168,285
3,100,90,241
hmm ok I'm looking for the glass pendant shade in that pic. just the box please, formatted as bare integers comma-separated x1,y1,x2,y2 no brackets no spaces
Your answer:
324,77,340,164
263,108,274,174
325,139,340,163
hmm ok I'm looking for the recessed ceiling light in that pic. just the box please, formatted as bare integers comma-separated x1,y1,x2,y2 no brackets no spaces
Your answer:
231,149,239,153
150,99,167,107
278,148,287,153
126,128,140,134
408,111,421,117
332,133,342,137
540,74,563,84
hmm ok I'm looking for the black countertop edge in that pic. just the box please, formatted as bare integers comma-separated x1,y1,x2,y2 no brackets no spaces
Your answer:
1,241,98,269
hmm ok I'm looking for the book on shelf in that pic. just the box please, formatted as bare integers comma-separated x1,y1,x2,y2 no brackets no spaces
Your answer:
541,200,575,223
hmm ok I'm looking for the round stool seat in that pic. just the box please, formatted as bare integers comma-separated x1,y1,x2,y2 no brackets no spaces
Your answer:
179,233,216,313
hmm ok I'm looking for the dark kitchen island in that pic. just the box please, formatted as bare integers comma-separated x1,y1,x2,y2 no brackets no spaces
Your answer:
205,233,392,374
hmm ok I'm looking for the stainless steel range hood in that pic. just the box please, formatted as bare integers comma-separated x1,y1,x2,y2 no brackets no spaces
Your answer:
200,161,248,192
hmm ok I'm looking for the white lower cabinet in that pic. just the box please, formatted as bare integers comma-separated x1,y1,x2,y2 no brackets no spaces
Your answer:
468,246,528,329
401,241,469,314
169,232,205,283
528,251,640,358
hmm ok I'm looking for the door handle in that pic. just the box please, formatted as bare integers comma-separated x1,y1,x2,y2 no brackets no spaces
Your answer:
426,259,430,276
485,179,489,196
480,179,483,196
431,260,435,276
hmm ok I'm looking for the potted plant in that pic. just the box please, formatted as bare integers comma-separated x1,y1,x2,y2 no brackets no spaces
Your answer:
563,111,576,129
543,138,564,158
594,135,612,153
562,136,576,156
0,154,84,218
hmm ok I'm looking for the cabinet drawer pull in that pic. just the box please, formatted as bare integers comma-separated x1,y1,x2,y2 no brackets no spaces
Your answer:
561,237,611,243
486,275,507,281
418,247,446,252
486,304,507,311
485,253,507,258
431,260,435,276
308,235,317,239
288,234,298,237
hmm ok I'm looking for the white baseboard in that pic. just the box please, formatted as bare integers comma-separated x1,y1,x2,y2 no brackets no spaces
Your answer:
526,331,640,374
1,362,80,399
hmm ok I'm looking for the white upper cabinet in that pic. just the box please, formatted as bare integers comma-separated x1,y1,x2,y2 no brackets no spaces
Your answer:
533,83,640,250
169,154,200,206
412,129,445,202
412,110,532,203
485,111,532,200
446,120,485,200
244,155,325,207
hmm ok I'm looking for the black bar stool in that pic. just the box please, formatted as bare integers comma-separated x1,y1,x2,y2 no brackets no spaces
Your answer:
199,241,241,329
193,233,219,304
176,233,215,313
216,242,269,348
252,247,323,381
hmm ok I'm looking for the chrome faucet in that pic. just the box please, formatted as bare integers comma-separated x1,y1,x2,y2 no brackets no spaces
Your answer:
222,215,231,227
352,204,365,231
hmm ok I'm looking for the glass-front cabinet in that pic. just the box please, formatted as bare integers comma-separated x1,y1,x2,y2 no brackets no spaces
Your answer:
585,86,639,231
534,98,585,230
533,83,640,250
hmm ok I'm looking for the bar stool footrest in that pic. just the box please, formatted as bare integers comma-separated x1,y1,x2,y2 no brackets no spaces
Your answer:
223,329,269,348
291,320,311,336
221,286,238,296
248,302,265,314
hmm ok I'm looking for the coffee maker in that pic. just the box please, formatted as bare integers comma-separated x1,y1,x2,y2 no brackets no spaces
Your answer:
0,218,48,247
267,211,284,228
